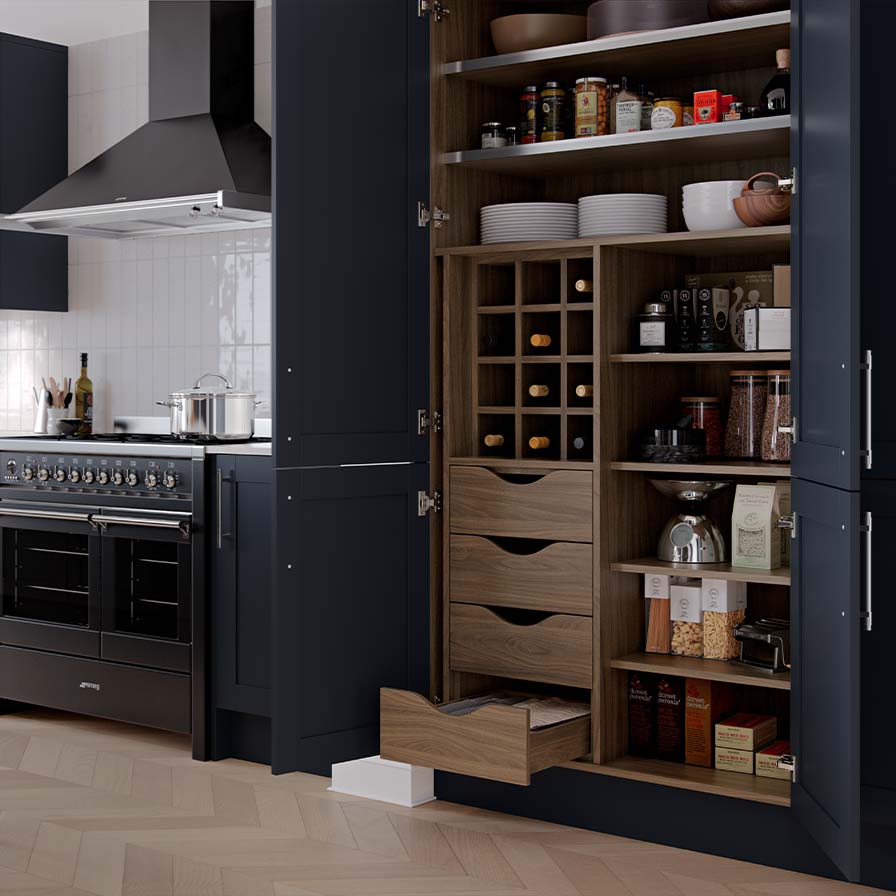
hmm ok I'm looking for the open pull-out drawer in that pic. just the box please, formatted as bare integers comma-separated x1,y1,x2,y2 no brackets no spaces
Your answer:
450,604,593,688
380,688,590,786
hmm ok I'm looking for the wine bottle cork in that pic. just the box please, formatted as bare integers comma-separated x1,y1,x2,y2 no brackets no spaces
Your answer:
575,279,593,294
483,434,505,448
528,384,550,398
530,333,552,348
575,384,594,398
529,436,551,450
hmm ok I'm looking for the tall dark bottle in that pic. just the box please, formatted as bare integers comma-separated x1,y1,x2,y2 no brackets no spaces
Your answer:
760,49,790,116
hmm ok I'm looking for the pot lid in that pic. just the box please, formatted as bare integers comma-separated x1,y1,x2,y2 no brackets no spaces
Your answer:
172,373,256,399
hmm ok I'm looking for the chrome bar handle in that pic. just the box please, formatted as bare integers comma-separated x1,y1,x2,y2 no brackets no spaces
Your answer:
0,507,93,524
93,514,191,536
862,511,873,632
217,468,223,550
862,350,873,470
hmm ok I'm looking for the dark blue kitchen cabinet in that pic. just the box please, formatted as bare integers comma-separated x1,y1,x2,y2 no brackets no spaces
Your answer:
0,33,67,312
210,455,273,763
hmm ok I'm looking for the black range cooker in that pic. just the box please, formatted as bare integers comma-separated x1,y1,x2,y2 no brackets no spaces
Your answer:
0,433,218,757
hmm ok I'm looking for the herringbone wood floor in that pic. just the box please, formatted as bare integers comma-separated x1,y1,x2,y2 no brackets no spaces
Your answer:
0,710,884,896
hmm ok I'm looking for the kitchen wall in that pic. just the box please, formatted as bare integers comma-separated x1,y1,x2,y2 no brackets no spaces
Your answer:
0,0,272,432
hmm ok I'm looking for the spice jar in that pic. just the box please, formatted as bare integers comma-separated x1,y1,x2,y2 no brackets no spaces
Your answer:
651,97,683,129
480,123,507,150
761,370,792,462
505,126,519,146
681,396,723,456
635,302,674,352
520,85,539,144
574,77,608,137
725,371,768,459
614,76,642,134
683,104,694,126
540,82,566,142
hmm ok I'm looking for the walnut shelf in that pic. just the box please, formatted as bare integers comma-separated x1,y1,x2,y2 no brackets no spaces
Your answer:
610,652,791,691
612,558,791,587
611,352,791,364
611,460,791,477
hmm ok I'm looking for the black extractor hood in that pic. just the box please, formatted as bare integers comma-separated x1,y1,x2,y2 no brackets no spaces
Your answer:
3,0,271,239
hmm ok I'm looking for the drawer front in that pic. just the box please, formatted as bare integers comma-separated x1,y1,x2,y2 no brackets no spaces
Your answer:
450,535,592,616
450,604,592,689
380,688,590,786
450,467,592,543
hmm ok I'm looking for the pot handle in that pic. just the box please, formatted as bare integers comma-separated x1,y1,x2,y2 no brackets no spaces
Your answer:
194,372,233,390
743,172,784,195
156,400,182,410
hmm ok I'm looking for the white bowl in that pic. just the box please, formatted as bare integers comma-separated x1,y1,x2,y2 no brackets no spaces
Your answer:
683,180,745,196
682,202,746,232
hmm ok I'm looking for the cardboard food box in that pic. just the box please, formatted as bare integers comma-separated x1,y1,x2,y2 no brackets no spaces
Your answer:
628,672,657,757
776,480,792,568
694,89,722,124
773,264,791,307
732,484,783,570
656,676,686,762
715,712,777,751
756,741,792,779
685,271,773,349
685,679,735,767
744,307,791,351
715,746,755,775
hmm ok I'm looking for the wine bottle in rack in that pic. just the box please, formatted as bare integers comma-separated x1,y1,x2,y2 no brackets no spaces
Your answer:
530,333,553,348
575,384,594,398
574,279,593,295
572,436,589,452
483,434,506,448
529,436,551,450
528,384,550,398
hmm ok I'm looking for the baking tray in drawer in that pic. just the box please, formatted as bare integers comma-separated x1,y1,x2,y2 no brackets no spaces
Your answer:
450,535,592,616
450,467,592,543
380,688,590,786
450,604,592,689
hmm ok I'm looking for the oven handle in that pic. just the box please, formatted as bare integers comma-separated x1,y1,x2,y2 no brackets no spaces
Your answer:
0,506,94,524
91,514,192,537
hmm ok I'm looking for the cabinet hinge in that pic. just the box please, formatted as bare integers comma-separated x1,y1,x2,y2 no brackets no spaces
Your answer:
418,0,449,21
417,408,443,436
778,167,797,196
778,513,797,540
777,753,797,780
418,201,450,229
417,490,442,517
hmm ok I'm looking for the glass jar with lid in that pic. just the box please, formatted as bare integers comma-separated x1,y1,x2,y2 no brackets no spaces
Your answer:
681,396,723,457
480,122,507,150
574,77,608,137
761,370,792,462
724,371,768,459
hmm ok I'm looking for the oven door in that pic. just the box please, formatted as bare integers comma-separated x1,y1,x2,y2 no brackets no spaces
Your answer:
0,501,102,657
97,509,192,674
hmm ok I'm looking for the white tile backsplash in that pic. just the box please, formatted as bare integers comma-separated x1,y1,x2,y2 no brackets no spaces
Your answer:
0,1,272,432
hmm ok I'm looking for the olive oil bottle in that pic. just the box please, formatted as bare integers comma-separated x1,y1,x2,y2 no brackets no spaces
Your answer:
75,352,93,435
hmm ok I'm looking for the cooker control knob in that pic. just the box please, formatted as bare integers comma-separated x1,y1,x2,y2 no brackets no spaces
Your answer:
164,473,178,490
38,467,50,481
127,471,140,487
69,469,81,484
83,469,95,484
112,470,124,486
22,466,34,481
97,470,110,485
145,471,158,489
6,459,16,476
54,468,66,482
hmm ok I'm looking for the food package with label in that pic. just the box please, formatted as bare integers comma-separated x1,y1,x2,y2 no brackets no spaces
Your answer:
686,271,773,349
756,741,792,779
744,307,791,351
685,678,735,767
732,483,784,570
702,578,748,660
656,675,685,762
628,672,657,757
715,712,777,751
644,574,671,654
670,580,703,657
715,745,755,775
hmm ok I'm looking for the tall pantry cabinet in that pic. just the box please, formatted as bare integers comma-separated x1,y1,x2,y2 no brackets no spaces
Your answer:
271,0,892,888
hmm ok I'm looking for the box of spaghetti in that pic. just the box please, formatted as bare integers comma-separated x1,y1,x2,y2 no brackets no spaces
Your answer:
756,741,792,780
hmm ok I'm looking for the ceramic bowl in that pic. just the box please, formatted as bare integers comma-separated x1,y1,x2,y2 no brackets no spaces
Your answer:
708,0,789,21
683,181,748,231
587,0,708,39
490,14,587,55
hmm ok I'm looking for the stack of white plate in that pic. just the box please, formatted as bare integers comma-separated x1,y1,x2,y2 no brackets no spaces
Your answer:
480,203,578,245
578,193,668,237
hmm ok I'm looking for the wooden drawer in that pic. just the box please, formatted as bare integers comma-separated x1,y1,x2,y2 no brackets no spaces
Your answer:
450,467,592,543
380,688,590,786
450,604,592,688
450,535,592,616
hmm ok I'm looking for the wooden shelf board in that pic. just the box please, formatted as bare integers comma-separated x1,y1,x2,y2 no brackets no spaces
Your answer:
567,407,595,416
565,756,791,807
477,357,515,365
450,456,594,471
521,407,563,416
611,351,791,364
437,226,790,259
568,355,595,364
612,557,791,587
477,305,516,315
522,355,564,364
611,460,790,477
444,12,791,88
610,652,791,691
444,118,790,176
476,406,516,415
522,302,564,312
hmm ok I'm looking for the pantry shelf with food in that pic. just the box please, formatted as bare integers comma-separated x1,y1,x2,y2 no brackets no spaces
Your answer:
610,351,790,364
610,652,791,691
611,558,791,587
611,460,790,477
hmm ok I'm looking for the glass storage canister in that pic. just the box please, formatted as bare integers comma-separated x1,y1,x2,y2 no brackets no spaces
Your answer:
635,302,674,352
481,122,507,149
761,370,792,462
724,371,768,459
575,77,608,137
681,396,723,457
540,82,566,142
651,97,683,129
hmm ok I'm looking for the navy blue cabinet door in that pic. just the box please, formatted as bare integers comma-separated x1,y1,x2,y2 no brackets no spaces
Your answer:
272,0,429,469
791,479,861,880
271,463,430,776
791,0,860,490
